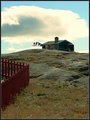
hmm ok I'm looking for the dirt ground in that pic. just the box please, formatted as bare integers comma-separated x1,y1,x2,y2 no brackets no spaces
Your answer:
1,78,89,119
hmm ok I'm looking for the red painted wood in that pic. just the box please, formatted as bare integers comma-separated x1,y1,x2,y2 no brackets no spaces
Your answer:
1,58,29,110
14,61,15,74
4,59,6,77
17,62,18,72
20,62,21,69
23,63,24,67
7,60,10,78
2,59,4,77
11,60,13,76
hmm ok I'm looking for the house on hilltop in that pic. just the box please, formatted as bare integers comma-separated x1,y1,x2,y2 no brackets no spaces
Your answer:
33,37,74,52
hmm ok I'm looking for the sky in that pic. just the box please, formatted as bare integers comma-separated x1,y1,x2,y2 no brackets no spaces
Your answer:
1,1,89,54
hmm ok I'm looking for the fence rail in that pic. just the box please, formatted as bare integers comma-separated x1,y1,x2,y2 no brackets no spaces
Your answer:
1,58,25,79
1,58,29,109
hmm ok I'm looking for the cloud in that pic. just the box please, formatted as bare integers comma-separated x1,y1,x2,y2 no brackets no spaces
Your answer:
2,16,45,37
1,6,89,44
7,46,42,53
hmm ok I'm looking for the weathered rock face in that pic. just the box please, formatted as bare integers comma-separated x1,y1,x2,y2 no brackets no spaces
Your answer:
32,67,80,81
1,49,89,86
29,63,54,78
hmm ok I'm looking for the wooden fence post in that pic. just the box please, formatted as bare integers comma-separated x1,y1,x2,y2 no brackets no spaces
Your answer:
23,63,24,68
7,59,9,78
11,60,13,76
2,59,4,77
14,61,15,74
19,63,21,69
17,62,18,72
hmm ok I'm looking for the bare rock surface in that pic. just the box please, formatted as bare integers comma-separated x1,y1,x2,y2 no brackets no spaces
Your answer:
1,49,89,86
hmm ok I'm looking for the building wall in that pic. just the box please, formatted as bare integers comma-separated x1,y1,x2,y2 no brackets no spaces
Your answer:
68,44,74,51
42,41,74,52
58,41,74,51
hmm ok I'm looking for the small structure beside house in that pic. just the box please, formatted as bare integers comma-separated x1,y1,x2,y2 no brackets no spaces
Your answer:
33,37,74,52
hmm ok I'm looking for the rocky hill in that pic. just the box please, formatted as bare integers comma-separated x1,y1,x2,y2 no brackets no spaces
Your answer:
2,49,89,86
1,49,89,119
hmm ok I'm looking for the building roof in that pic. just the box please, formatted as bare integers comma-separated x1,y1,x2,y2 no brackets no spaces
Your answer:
43,40,73,45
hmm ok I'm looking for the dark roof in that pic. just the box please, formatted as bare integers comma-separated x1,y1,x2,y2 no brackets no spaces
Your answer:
43,40,64,45
43,40,73,45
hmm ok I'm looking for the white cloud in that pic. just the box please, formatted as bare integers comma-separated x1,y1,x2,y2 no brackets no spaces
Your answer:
7,47,18,53
1,5,89,44
6,46,42,53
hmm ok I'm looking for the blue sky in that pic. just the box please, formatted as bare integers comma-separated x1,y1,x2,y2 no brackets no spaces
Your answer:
1,1,89,53
1,1,89,22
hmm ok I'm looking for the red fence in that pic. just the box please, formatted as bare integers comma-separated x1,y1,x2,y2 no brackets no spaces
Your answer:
1,58,29,110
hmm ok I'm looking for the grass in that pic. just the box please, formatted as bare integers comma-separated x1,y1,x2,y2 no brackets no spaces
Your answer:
1,79,89,119
1,50,89,119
